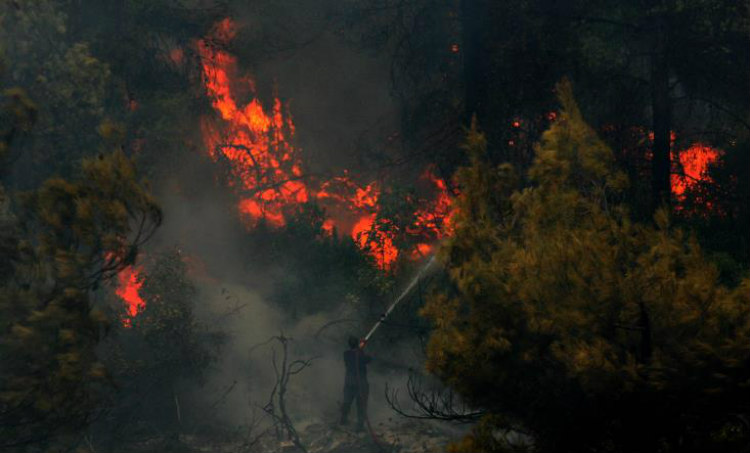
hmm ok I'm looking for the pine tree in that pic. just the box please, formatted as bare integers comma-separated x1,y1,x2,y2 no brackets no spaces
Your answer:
0,126,161,449
423,80,750,453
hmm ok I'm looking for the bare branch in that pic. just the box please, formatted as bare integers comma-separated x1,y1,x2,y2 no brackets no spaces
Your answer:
252,335,318,453
385,372,485,423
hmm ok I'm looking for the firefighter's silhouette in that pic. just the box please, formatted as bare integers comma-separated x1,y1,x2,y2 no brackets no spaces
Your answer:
339,335,371,430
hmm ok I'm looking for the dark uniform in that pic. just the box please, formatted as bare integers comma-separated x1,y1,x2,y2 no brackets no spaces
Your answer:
340,340,371,430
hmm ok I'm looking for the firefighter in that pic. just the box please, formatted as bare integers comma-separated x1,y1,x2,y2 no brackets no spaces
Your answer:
339,335,371,431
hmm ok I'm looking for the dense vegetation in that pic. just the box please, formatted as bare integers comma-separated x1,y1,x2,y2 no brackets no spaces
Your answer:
424,83,750,452
0,145,161,448
1,1,748,452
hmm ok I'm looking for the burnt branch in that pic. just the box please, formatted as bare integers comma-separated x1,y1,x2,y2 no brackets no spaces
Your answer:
250,334,318,453
385,372,485,423
213,143,325,200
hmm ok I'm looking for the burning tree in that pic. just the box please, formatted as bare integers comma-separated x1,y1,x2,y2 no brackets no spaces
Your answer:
197,18,457,271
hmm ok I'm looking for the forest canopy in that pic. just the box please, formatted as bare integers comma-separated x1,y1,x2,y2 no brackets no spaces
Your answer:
0,1,748,452
423,82,750,453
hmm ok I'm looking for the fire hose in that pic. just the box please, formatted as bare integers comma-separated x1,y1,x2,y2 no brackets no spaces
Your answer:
354,255,438,450
364,254,437,342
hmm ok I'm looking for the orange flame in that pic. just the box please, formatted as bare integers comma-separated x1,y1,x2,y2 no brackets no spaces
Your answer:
671,143,721,198
671,143,723,215
198,19,306,228
351,213,398,268
115,265,145,324
197,19,456,269
641,130,722,212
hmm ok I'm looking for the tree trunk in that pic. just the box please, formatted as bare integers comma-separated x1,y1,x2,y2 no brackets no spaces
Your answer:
650,14,671,214
460,0,488,127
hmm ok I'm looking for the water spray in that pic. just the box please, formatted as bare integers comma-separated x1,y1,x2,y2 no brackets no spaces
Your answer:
363,254,438,343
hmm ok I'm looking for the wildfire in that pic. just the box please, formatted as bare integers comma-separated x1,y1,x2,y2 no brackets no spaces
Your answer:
638,129,723,212
198,19,306,228
197,19,456,269
115,265,145,325
194,20,725,268
671,143,721,201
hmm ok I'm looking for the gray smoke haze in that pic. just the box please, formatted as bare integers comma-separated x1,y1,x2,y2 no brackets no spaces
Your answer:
149,169,431,418
257,30,400,176
229,0,402,177
148,178,434,433
139,7,434,435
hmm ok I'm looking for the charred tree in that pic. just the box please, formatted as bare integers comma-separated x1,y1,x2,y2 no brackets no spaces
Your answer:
252,334,317,453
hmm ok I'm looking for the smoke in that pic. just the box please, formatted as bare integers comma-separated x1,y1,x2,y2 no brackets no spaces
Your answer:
193,283,345,428
255,30,401,176
137,9,426,433
228,0,402,178
194,286,436,431
144,162,436,434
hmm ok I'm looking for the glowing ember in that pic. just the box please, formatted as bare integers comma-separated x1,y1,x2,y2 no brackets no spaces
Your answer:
197,18,456,269
116,265,145,320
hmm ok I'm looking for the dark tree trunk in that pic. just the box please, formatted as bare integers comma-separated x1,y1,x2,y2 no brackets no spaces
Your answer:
460,0,488,127
650,15,671,214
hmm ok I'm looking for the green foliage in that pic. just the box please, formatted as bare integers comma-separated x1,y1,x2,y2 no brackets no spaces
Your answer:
123,248,223,383
423,82,750,453
1,0,219,187
74,0,224,181
370,186,421,252
23,149,162,285
1,1,113,186
99,248,225,440
245,202,392,318
0,113,161,449
0,87,37,162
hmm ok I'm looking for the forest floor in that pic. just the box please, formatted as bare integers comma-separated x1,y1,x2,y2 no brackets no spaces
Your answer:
116,417,465,453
